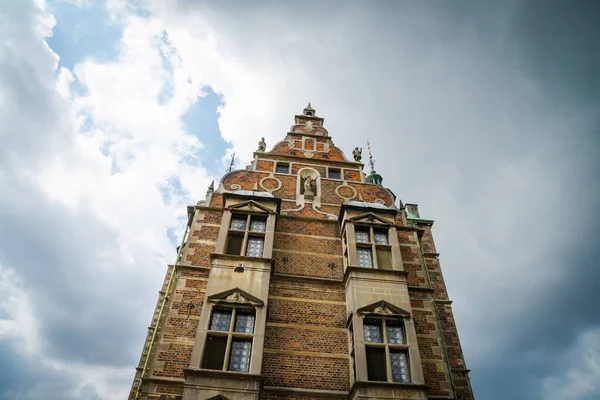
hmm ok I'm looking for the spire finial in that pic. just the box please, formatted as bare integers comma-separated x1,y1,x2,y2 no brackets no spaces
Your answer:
228,151,236,173
303,102,315,116
367,140,376,173
366,140,383,186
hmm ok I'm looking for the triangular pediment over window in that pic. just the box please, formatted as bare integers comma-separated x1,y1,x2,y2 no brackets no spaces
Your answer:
357,300,410,317
228,200,272,213
349,212,392,226
207,395,230,400
207,287,264,306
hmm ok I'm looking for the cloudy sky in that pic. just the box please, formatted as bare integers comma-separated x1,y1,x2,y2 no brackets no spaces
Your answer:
0,0,598,399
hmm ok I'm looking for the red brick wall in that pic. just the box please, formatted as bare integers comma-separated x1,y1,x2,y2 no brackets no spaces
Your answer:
256,159,274,172
344,169,361,182
262,353,350,391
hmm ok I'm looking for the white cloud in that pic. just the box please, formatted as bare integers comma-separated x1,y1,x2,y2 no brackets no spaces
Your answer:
0,0,598,399
0,0,217,398
541,328,600,400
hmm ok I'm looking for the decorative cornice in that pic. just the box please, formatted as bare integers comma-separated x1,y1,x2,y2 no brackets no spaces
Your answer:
254,154,360,168
278,214,340,224
272,272,343,283
407,286,435,293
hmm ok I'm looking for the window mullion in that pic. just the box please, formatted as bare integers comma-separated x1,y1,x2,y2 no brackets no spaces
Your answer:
371,228,379,270
223,308,236,371
382,320,393,382
241,215,250,255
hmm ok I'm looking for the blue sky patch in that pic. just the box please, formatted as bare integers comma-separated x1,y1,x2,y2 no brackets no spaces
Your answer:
183,87,230,176
46,1,122,70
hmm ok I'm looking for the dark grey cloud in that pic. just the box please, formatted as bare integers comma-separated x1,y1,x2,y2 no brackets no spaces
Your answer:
0,0,166,397
164,1,600,399
1,0,598,399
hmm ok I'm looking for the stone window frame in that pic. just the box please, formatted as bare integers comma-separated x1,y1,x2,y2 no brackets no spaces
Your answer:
353,224,393,270
216,198,277,260
350,301,423,385
225,213,267,257
362,315,411,383
191,288,266,376
342,216,401,272
201,303,256,373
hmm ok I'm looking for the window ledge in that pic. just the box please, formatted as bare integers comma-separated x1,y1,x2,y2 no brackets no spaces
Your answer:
344,266,407,284
210,253,274,265
184,368,263,382
349,381,427,395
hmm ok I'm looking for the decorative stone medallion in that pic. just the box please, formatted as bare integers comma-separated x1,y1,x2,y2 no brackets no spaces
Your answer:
374,198,386,205
335,184,357,200
230,183,242,190
259,176,282,192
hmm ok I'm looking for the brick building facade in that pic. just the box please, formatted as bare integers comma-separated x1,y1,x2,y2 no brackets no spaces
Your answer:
130,104,475,400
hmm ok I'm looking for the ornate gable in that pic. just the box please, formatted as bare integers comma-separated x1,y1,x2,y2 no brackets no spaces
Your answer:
207,288,264,307
357,300,410,317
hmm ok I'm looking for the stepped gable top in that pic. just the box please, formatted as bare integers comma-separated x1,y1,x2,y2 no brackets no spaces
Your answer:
255,104,358,165
214,103,398,210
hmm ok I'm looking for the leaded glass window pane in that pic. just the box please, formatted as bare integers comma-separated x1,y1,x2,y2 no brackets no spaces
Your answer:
230,217,247,231
374,231,388,245
390,351,411,383
235,313,255,334
386,324,406,345
210,310,232,331
363,320,383,343
355,229,370,243
357,247,373,268
245,236,264,257
329,169,341,179
250,219,266,232
229,339,252,372
276,163,289,174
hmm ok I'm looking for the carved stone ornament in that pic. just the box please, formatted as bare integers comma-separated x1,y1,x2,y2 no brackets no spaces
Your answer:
257,137,266,152
230,183,242,190
373,303,393,315
352,147,362,162
303,175,315,196
335,184,357,200
299,169,319,197
305,121,314,131
259,175,282,192
226,292,243,303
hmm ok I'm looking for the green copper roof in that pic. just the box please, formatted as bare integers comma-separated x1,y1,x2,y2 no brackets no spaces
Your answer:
406,210,419,220
367,170,383,186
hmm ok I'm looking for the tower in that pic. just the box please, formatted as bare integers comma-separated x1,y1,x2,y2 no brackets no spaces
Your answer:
130,105,475,400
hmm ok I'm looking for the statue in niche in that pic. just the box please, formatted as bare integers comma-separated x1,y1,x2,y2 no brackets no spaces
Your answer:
257,137,266,152
299,169,318,201
352,147,362,162
303,175,314,195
